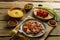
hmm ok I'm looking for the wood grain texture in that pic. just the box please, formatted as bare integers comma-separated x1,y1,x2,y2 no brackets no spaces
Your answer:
0,37,11,40
47,37,60,40
1,36,60,40
1,0,60,2
0,9,8,20
0,21,12,36
0,2,60,9
50,22,60,35
18,0,60,2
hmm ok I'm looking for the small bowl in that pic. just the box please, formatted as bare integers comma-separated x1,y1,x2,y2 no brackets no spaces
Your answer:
8,7,24,18
48,20,57,27
24,3,33,12
8,19,18,27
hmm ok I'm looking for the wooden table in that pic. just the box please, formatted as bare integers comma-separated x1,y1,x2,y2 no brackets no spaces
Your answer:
1,0,60,2
0,2,60,40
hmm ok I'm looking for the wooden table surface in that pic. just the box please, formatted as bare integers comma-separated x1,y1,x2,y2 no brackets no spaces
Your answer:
0,2,60,40
1,0,60,2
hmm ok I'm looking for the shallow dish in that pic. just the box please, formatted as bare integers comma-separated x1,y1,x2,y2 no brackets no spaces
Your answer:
33,6,53,21
19,19,46,37
48,20,57,27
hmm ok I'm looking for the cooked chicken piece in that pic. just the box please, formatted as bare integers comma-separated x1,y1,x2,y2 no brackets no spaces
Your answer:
26,29,31,34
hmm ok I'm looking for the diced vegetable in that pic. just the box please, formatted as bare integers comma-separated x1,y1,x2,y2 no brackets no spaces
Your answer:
37,9,49,17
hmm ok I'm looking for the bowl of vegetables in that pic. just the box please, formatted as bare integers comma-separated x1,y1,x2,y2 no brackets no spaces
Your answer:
33,5,54,21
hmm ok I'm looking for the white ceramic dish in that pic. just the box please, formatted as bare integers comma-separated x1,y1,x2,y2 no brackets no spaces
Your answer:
19,19,46,37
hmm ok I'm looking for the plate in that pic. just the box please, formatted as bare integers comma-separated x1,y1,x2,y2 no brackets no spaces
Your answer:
33,5,53,21
19,19,46,37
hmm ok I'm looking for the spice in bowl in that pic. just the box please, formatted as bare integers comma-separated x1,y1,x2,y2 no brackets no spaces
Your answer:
8,20,18,27
48,20,57,27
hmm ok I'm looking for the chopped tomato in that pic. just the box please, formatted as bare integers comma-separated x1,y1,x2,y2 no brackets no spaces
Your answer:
37,9,49,17
42,12,48,17
37,9,44,16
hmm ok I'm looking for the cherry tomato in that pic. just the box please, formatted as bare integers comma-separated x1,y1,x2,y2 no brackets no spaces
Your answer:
37,9,44,16
37,9,49,17
42,12,48,17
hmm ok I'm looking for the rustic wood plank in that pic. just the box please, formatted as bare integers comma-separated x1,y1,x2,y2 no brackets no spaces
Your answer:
0,36,60,40
0,37,11,40
1,0,60,2
18,0,60,2
0,21,7,29
0,2,60,9
0,9,9,20
50,22,60,35
0,21,12,36
47,37,60,40
0,29,11,36
0,9,8,13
